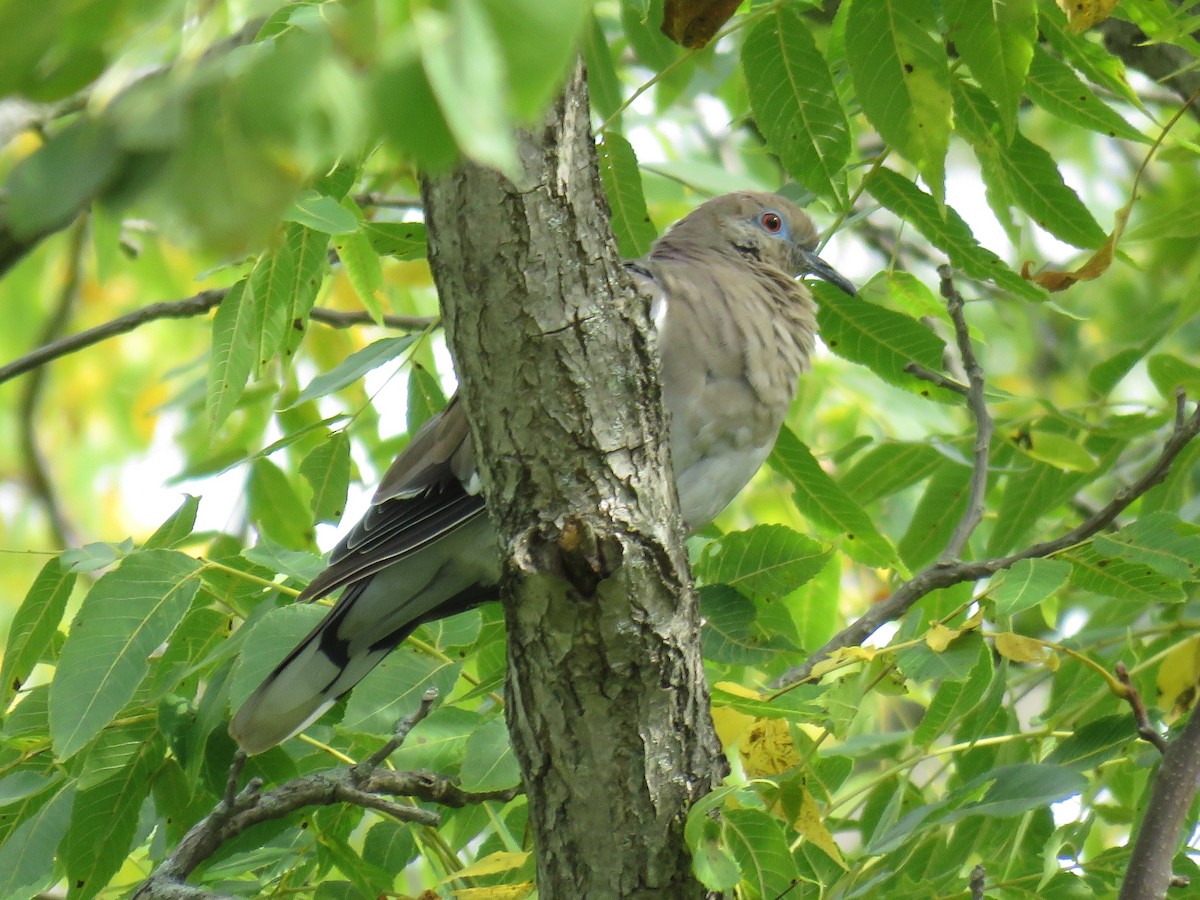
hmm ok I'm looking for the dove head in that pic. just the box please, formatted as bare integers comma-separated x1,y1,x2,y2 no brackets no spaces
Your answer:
655,191,856,297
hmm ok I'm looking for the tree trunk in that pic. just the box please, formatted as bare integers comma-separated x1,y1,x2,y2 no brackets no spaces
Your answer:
421,63,726,898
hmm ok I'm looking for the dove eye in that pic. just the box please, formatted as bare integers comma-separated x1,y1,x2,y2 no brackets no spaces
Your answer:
760,211,783,233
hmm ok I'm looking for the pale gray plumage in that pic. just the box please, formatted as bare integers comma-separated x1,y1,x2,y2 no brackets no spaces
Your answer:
230,191,855,754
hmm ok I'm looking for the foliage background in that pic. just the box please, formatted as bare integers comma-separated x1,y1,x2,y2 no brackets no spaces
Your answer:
1,0,1200,897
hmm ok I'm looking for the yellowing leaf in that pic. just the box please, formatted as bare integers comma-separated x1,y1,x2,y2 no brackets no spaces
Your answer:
795,785,847,869
740,717,800,776
711,705,755,750
441,852,530,886
451,885,535,900
994,632,1053,666
662,0,740,48
1055,0,1119,33
809,645,876,680
1156,636,1200,721
713,681,763,700
925,623,959,653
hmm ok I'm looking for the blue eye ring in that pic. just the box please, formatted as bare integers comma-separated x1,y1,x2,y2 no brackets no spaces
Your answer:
760,211,784,234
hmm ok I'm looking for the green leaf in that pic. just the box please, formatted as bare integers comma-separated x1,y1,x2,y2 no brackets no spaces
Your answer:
943,0,1035,140
898,460,972,570
771,427,905,571
723,807,804,900
300,432,351,524
0,783,76,898
341,647,463,738
686,786,747,892
840,442,944,504
144,495,200,550
247,235,301,378
1016,430,1097,472
460,717,520,791
1045,715,1131,770
407,363,447,433
582,14,623,120
597,130,657,257
248,458,313,550
700,585,788,666
480,0,587,120
334,225,385,324
814,281,956,402
390,707,480,774
363,222,428,260
281,223,331,358
61,728,165,900
205,279,256,435
1147,353,1200,400
285,189,360,234
292,335,417,406
416,1,519,176
913,643,993,745
742,6,849,203
1,557,74,701
60,539,135,573
1093,513,1200,582
991,558,1072,618
50,550,202,759
951,78,1106,250
697,524,831,602
846,0,950,201
1063,543,1186,605
1039,4,1141,108
5,117,120,239
866,168,1045,301
986,459,1070,556
1025,45,1149,144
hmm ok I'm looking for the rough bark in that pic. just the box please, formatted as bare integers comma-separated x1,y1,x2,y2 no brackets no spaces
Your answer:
421,63,725,898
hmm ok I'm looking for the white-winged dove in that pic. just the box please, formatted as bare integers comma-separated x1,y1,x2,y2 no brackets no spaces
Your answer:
230,191,855,754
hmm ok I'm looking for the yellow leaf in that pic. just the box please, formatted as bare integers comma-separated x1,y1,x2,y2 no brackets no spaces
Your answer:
1055,0,1120,32
711,705,755,750
441,852,530,884
740,717,800,776
1156,636,1200,721
451,885,535,900
925,623,959,653
714,681,763,700
994,632,1052,665
809,646,876,680
795,785,848,869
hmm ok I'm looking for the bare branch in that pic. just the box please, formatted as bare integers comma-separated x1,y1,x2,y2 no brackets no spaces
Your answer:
354,192,423,210
135,692,521,900
1120,704,1200,899
938,266,993,562
1116,662,1169,755
969,864,986,900
0,291,436,386
776,398,1200,687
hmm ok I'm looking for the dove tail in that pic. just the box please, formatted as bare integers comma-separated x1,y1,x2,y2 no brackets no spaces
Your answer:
228,582,417,755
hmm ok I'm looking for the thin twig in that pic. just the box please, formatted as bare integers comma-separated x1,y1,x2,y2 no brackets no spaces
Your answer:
356,687,440,775
776,398,1200,687
354,192,423,210
1115,662,1168,755
938,266,993,561
0,292,437,386
135,690,520,899
18,219,88,548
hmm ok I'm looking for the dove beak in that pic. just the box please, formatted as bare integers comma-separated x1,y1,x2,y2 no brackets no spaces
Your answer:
797,248,856,297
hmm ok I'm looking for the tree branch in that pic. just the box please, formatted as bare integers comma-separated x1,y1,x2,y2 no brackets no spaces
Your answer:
937,266,992,562
1115,661,1168,755
1119,703,1200,899
776,397,1200,686
134,692,520,900
0,291,436,386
